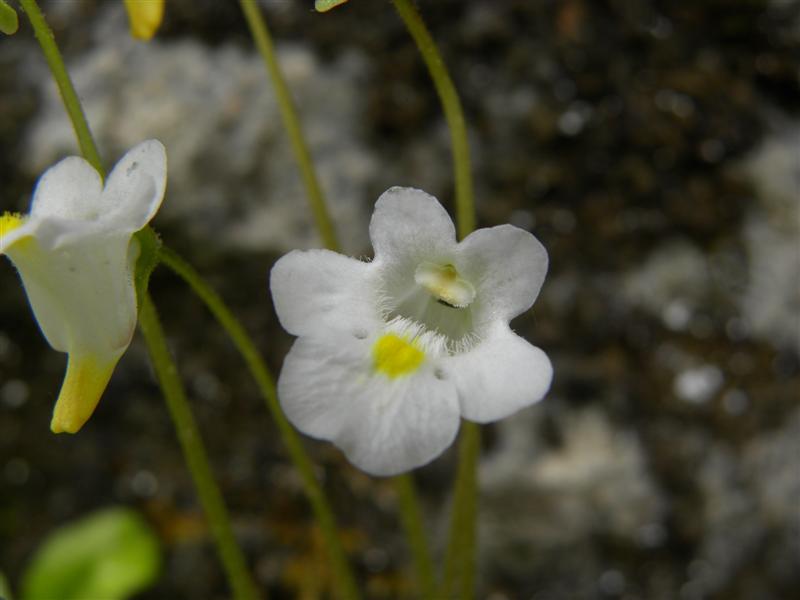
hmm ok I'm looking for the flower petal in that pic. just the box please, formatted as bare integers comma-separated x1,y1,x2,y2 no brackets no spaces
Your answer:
369,188,460,325
30,156,103,220
278,334,461,476
369,187,456,266
102,139,167,233
6,142,167,434
445,323,552,423
270,249,381,338
123,0,164,40
5,234,138,357
27,140,167,249
50,351,121,434
457,224,548,326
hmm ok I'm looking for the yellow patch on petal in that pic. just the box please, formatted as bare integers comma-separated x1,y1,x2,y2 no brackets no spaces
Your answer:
123,0,164,41
1,211,22,236
373,333,424,378
50,353,118,434
0,212,31,252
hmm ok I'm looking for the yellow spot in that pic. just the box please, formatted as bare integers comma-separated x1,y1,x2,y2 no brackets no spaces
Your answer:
0,212,31,252
50,353,118,434
373,334,424,378
0,212,23,236
123,0,164,41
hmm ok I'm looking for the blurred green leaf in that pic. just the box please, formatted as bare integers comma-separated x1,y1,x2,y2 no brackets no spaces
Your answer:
0,0,19,35
314,0,350,13
21,507,160,600
0,569,13,600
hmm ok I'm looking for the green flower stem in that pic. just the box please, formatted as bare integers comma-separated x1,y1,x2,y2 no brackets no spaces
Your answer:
238,0,339,252
22,3,259,597
139,294,259,600
393,474,436,598
390,0,475,239
157,246,361,600
441,422,480,599
239,3,436,595
391,1,480,596
18,0,104,175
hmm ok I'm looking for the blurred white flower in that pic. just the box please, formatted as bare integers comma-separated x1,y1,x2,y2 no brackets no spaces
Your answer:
0,140,167,433
270,187,552,476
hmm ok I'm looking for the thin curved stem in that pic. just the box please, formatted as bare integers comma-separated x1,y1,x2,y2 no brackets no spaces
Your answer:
391,2,480,597
390,0,475,239
18,0,104,175
441,422,480,599
238,0,339,251
138,294,260,600
393,474,436,598
21,3,259,596
158,246,361,600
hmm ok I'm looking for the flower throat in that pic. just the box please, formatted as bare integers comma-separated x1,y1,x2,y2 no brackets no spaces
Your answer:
384,261,477,350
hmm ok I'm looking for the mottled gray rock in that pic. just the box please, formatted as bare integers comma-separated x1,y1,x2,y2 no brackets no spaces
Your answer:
739,118,800,353
683,409,800,600
479,408,666,592
5,1,799,598
23,4,375,255
622,239,711,332
742,409,800,584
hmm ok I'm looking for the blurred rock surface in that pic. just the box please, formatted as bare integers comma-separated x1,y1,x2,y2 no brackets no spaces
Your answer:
1,1,798,598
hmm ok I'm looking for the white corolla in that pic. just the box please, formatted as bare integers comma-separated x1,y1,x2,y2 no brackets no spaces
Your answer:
270,187,552,476
0,140,167,433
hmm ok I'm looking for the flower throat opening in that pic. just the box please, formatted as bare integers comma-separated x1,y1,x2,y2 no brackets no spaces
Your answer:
384,261,477,350
414,262,475,308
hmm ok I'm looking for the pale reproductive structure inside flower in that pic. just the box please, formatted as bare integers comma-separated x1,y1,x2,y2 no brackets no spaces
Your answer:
415,262,476,308
384,261,477,349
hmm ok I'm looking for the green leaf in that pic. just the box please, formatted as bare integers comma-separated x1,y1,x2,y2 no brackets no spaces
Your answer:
0,570,13,600
0,0,18,35
314,0,350,13
21,507,160,600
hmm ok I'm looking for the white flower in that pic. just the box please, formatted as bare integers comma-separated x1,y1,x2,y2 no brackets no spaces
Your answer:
270,187,552,476
0,140,167,433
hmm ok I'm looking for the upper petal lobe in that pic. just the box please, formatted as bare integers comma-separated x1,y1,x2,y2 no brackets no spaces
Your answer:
102,139,167,233
457,224,548,327
30,156,103,221
270,248,381,338
370,187,456,266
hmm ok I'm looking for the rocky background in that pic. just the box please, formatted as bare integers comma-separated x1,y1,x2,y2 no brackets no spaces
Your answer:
1,0,798,598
